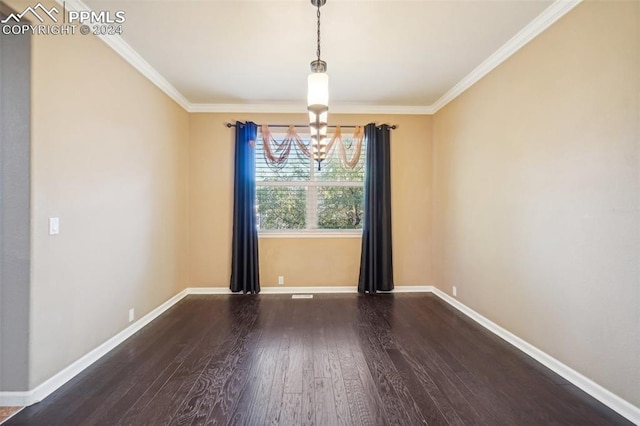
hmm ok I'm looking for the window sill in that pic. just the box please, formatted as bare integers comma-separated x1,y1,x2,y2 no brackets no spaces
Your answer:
258,230,362,239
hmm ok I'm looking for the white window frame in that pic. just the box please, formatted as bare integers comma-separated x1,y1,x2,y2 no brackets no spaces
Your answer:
256,132,364,238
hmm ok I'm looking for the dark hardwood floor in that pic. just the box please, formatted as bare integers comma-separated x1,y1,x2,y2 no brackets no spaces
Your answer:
7,294,632,425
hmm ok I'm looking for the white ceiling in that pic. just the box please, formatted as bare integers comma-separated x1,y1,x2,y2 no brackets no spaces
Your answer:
84,0,564,110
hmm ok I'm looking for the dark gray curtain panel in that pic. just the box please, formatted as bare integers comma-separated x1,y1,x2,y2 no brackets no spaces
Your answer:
230,121,260,294
358,123,394,294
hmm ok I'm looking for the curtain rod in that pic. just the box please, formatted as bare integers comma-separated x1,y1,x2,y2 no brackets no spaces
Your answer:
225,123,397,130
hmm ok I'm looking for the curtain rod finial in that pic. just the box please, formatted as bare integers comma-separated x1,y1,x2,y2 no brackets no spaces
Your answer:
375,123,398,130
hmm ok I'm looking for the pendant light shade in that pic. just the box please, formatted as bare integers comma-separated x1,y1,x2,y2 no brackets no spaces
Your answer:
307,72,329,110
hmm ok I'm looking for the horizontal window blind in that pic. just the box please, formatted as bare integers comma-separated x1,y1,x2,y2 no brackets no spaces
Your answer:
255,130,366,231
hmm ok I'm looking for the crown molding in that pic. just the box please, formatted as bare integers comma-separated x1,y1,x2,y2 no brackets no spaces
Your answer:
430,0,583,113
55,0,191,111
57,0,580,116
188,103,434,115
188,103,305,114
97,34,191,110
331,104,435,115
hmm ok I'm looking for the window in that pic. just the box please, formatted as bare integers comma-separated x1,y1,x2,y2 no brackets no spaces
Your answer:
255,128,365,233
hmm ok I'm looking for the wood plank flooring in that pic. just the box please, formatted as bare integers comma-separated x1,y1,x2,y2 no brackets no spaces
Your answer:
6,294,633,425
0,407,22,423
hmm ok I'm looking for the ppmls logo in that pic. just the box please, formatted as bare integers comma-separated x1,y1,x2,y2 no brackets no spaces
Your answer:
1,2,126,36
0,3,59,24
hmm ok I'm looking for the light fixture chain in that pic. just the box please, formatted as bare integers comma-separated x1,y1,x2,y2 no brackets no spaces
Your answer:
316,4,321,61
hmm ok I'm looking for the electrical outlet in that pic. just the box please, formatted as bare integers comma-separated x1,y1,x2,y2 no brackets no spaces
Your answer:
452,286,457,297
128,308,135,323
278,276,285,285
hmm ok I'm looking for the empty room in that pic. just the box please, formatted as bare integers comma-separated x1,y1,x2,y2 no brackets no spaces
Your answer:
0,0,638,424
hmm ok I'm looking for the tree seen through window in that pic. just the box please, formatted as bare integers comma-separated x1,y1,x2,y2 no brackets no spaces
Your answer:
255,129,365,231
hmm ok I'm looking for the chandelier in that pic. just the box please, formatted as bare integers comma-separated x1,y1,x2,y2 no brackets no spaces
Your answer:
307,0,329,170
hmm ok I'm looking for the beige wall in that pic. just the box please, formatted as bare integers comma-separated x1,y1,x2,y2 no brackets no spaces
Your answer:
28,30,189,387
433,0,639,406
9,0,636,411
188,113,433,288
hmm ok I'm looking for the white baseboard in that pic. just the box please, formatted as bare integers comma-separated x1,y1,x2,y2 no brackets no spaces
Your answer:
191,286,358,294
187,287,233,294
0,289,189,407
430,287,640,425
262,286,357,294
188,285,434,294
391,285,434,293
3,285,637,424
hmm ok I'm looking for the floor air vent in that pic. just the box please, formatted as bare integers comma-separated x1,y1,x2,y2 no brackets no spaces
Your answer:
291,294,313,299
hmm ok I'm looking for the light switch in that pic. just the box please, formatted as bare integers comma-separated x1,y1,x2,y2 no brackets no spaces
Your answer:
49,217,60,235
